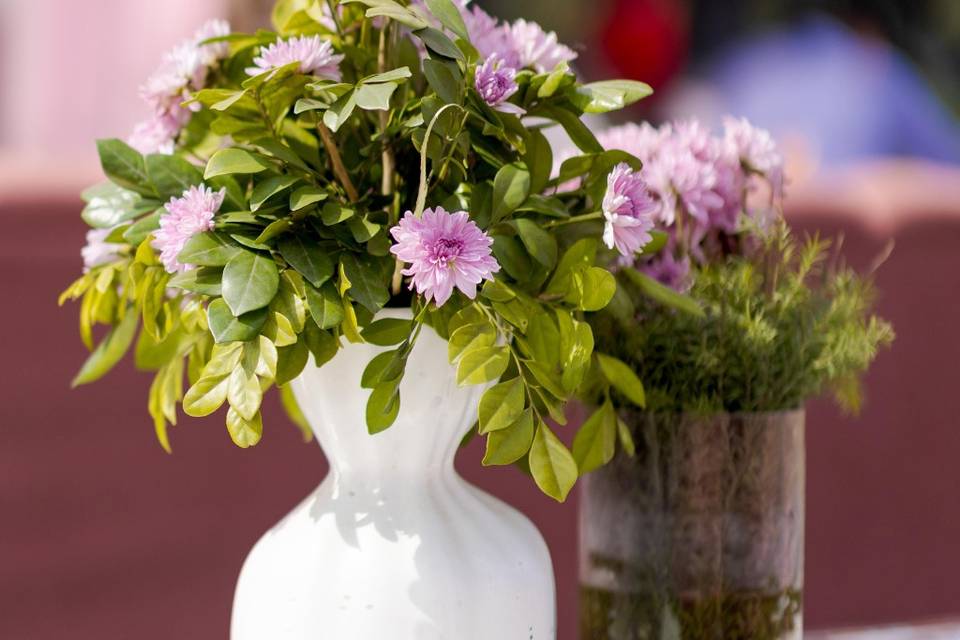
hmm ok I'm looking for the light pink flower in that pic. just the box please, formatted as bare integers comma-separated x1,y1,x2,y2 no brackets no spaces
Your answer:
127,108,191,155
390,207,500,306
82,228,125,272
508,18,577,73
602,163,657,257
247,35,344,80
462,6,519,67
194,18,232,65
641,250,691,292
153,185,225,273
723,116,784,199
474,54,523,114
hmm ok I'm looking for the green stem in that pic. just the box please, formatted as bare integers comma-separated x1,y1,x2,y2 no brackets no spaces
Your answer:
543,211,603,228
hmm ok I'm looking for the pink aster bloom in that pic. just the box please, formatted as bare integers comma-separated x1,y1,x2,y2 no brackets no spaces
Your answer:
153,185,225,273
390,207,500,306
641,251,691,292
127,108,191,155
508,18,577,73
194,18,232,65
462,6,519,67
723,116,785,198
602,163,657,257
247,35,344,80
474,54,524,114
82,228,125,272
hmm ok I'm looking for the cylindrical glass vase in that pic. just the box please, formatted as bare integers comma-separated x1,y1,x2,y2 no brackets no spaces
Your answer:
579,410,804,640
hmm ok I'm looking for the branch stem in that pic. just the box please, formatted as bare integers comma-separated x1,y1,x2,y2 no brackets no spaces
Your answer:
315,118,360,203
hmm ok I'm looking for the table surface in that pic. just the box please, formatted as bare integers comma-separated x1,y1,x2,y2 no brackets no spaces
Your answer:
809,620,960,639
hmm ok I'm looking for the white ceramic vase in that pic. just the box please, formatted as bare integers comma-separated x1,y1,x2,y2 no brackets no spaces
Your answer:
231,310,556,640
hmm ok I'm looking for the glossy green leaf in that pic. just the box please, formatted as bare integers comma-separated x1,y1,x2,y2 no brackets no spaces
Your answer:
96,139,155,196
447,321,496,361
571,79,653,114
513,218,557,268
71,309,138,386
228,365,262,421
183,373,230,417
276,340,310,386
222,251,280,316
250,174,300,211
177,232,240,267
617,417,636,457
361,318,412,346
145,154,204,199
622,268,705,317
289,185,329,210
523,129,554,196
530,422,578,502
277,235,334,287
168,267,223,296
596,353,646,407
366,379,401,434
578,267,617,311
492,163,530,223
226,407,263,448
204,148,272,178
456,346,509,385
572,400,617,474
340,253,389,313
305,281,344,329
80,182,147,229
206,298,268,343
482,408,534,466
423,0,469,40
415,27,464,61
478,377,525,434
355,82,400,110
422,58,463,104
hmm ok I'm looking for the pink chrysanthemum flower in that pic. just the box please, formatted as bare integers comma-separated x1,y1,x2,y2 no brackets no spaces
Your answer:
462,6,519,67
602,163,657,257
82,228,125,272
153,185,225,273
723,116,784,198
641,250,691,292
390,207,500,306
474,54,524,114
597,122,667,164
194,18,232,65
508,18,577,73
247,35,344,80
127,108,191,155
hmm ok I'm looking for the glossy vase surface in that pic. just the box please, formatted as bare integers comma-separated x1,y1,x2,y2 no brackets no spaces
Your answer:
231,310,556,640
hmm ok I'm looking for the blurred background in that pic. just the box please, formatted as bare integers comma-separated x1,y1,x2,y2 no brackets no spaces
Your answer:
2,0,960,638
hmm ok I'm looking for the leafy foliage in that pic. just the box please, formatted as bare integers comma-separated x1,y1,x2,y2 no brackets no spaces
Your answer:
592,225,895,414
61,0,655,500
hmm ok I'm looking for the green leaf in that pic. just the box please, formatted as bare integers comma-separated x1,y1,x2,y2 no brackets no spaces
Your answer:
362,67,413,83
122,211,161,245
81,182,148,228
415,27,464,61
447,321,496,361
547,238,599,295
145,154,203,199
320,202,355,225
523,129,554,196
482,408,534,465
289,185,329,211
226,407,263,448
531,105,603,154
478,377,525,434
277,235,334,287
279,383,313,440
228,365,262,421
340,253,390,313
305,281,344,329
491,235,533,281
71,309,138,386
622,268,705,317
456,346,509,385
204,148,272,179
222,251,280,316
361,350,402,389
513,218,557,268
276,339,309,386
366,379,401,434
250,174,300,211
183,373,230,417
423,0,469,40
578,267,617,311
422,58,463,104
530,422,578,501
96,139,155,196
492,163,531,223
355,82,400,111
168,266,223,296
322,90,357,132
570,79,653,114
207,298,269,343
596,353,646,407
177,231,240,267
572,400,617,474
361,318,412,346
617,417,636,457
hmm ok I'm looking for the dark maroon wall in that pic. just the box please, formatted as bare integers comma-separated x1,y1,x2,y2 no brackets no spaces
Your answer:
1,199,958,639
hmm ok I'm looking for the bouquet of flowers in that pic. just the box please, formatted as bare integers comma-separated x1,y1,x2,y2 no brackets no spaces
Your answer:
61,0,660,501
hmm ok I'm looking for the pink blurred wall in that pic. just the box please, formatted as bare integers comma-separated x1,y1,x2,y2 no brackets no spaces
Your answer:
0,0,229,191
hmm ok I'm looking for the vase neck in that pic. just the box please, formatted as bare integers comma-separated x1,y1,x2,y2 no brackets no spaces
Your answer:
290,310,485,485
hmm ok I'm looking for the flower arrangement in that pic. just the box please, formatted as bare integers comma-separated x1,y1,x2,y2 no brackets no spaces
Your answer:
580,116,893,432
60,0,661,501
